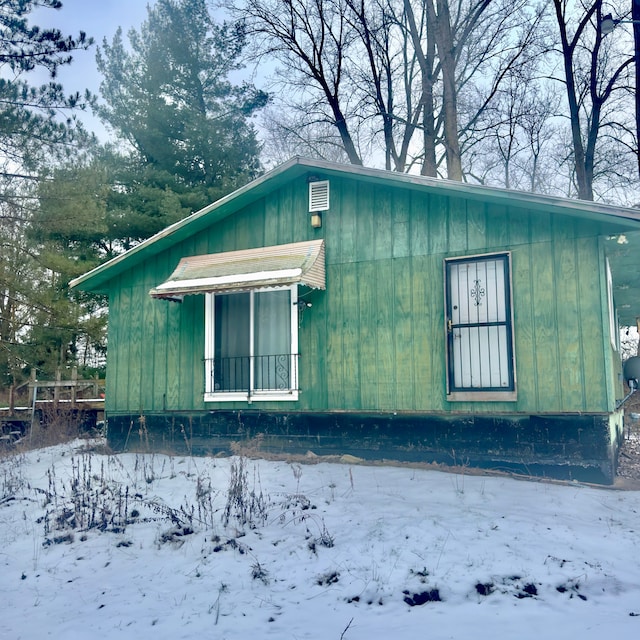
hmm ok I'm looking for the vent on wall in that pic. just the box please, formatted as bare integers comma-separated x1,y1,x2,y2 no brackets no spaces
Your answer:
309,180,330,212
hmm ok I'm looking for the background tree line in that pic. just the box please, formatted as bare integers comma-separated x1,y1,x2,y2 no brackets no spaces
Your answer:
0,0,638,391
235,0,639,200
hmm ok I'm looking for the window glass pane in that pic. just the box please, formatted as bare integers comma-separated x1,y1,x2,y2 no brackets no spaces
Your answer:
254,289,291,390
214,293,250,391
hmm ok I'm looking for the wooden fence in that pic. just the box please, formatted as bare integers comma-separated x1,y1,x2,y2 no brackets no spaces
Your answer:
3,367,105,414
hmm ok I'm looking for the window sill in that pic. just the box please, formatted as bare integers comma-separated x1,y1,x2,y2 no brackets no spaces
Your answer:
447,390,517,402
204,390,299,403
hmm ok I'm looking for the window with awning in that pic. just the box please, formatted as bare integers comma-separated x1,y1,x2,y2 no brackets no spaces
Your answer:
205,287,298,401
149,239,325,300
151,240,324,402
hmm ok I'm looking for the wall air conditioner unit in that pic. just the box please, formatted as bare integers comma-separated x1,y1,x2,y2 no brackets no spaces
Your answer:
309,180,330,212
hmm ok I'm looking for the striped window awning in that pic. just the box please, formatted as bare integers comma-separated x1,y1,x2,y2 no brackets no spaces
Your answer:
149,239,325,300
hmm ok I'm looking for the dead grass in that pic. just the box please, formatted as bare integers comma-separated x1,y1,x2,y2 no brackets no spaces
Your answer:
1,406,101,459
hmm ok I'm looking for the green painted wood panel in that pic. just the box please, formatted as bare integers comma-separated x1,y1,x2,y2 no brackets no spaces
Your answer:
206,211,236,253
123,274,140,411
393,257,415,408
141,259,156,411
277,183,295,246
374,186,393,260
357,261,377,409
336,178,357,264
151,258,168,411
554,234,583,410
340,262,361,409
577,237,607,411
485,204,509,248
392,190,410,258
530,239,560,409
508,205,537,246
179,295,204,411
104,173,617,418
448,197,468,253
263,194,280,247
291,179,309,242
428,193,449,255
235,201,264,249
112,277,130,413
511,246,536,409
466,200,487,252
299,282,327,408
105,278,121,413
599,241,621,411
355,183,375,264
376,259,395,410
427,254,448,411
410,255,439,410
165,244,184,409
409,191,429,256
325,264,346,408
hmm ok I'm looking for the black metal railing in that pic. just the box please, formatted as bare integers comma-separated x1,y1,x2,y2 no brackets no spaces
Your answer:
207,354,298,393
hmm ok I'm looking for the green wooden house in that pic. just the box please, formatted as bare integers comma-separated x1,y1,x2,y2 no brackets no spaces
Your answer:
71,158,640,483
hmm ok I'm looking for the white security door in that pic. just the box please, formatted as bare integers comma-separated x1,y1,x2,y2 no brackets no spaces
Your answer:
445,254,514,392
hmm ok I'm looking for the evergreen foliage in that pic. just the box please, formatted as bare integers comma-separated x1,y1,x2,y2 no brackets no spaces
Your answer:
0,0,94,173
95,0,268,209
0,0,97,386
7,0,269,383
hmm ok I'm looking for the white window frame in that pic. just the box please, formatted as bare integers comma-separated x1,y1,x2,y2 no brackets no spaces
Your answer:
204,285,299,402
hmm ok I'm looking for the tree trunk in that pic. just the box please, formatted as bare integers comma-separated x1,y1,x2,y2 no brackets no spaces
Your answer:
552,0,592,200
422,1,438,176
333,110,363,165
433,0,462,181
404,0,437,176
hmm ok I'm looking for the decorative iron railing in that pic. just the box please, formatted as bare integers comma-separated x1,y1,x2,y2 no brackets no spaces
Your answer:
207,354,298,393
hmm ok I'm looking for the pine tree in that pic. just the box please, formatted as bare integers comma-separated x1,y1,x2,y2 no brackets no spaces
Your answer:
0,0,94,385
95,0,267,207
0,0,93,177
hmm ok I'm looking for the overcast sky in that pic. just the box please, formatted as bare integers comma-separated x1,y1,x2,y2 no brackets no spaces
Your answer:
31,0,158,139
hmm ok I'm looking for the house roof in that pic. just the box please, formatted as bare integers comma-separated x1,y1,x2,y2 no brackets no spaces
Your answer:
70,157,640,324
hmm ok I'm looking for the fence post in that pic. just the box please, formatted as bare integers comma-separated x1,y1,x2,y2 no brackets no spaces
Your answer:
30,380,37,442
27,369,36,406
71,367,78,404
54,368,61,405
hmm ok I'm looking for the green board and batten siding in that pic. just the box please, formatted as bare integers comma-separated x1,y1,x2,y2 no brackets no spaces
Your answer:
105,173,615,418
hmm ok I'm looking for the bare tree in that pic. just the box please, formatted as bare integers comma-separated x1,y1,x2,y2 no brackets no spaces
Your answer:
234,0,432,170
259,105,351,167
621,326,639,359
431,0,465,179
232,0,638,198
402,0,438,175
346,0,423,171
235,0,546,179
552,0,634,200
461,26,562,194
234,0,364,165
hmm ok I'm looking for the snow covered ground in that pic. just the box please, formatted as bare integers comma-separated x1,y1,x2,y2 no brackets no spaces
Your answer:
1,439,640,639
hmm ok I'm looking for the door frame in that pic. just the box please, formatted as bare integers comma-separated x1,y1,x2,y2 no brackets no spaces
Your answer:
443,251,517,402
